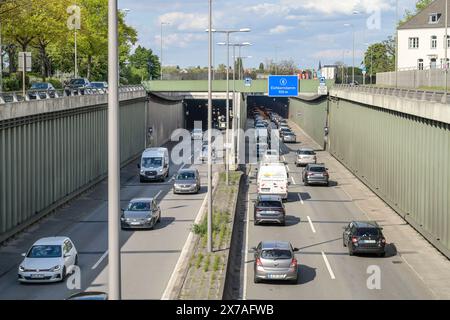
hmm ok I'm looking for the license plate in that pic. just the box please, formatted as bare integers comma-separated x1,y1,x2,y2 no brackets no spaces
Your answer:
261,188,270,192
267,274,284,279
31,274,45,279
130,222,141,226
362,240,376,244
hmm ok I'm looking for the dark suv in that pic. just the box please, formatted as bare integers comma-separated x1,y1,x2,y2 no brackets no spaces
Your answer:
343,221,386,257
302,163,329,186
64,78,92,95
254,195,286,226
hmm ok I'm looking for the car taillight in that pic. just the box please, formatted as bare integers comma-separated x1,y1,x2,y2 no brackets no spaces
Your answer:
381,238,386,244
256,258,263,266
307,172,314,176
351,237,358,243
256,208,263,212
323,172,329,177
290,258,297,268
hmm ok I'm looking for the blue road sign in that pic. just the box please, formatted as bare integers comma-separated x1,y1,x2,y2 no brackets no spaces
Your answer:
319,76,326,84
268,75,299,97
244,77,252,87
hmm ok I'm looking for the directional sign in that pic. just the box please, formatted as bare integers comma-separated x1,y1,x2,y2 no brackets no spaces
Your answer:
268,75,298,97
18,52,32,72
244,77,252,87
319,76,326,86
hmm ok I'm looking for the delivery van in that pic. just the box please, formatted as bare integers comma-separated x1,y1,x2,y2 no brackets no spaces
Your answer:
256,162,289,200
138,148,170,182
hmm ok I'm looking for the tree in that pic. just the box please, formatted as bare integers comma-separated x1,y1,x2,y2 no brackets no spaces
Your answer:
364,43,393,75
128,45,160,81
258,62,264,72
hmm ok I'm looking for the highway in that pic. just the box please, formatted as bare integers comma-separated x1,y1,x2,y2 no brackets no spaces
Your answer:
242,119,436,300
0,141,216,300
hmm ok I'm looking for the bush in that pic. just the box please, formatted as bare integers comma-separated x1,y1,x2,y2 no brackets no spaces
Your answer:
47,78,63,89
2,74,21,91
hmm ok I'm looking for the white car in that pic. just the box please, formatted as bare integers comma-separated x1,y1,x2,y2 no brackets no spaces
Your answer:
263,149,280,163
18,237,78,283
295,148,317,167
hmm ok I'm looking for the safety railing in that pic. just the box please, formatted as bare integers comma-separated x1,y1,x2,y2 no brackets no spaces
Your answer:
0,85,146,104
333,84,449,104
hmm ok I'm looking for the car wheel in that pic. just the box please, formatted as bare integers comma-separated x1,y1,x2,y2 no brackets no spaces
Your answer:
343,238,347,247
304,181,309,186
140,177,145,183
254,274,261,284
378,252,386,257
281,220,286,226
74,254,79,266
158,213,161,223
290,277,298,285
62,266,67,281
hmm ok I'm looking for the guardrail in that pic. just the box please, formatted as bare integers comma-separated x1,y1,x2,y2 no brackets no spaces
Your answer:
0,85,145,104
333,84,449,104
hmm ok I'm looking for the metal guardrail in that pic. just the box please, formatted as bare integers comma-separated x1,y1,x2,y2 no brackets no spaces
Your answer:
0,85,145,104
333,84,449,104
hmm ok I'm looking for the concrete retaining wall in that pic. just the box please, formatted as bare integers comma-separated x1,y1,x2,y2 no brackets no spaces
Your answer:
377,70,447,89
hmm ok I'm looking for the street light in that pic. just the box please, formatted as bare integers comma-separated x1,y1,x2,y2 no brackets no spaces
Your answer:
209,27,251,185
160,22,170,80
207,0,213,254
365,43,373,85
344,23,355,83
445,0,448,97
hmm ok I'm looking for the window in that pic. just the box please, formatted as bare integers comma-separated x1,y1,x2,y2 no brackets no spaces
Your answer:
431,35,437,49
429,13,440,24
446,35,450,48
409,37,419,49
418,59,424,70
430,58,437,69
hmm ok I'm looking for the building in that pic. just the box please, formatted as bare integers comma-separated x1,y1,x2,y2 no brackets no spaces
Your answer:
320,65,338,80
398,0,449,70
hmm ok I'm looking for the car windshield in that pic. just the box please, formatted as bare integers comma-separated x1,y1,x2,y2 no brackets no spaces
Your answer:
128,202,151,211
309,166,326,172
300,150,315,155
356,228,380,236
257,201,282,208
27,245,62,258
142,157,162,167
177,172,196,180
261,249,292,259
70,79,86,85
31,83,48,90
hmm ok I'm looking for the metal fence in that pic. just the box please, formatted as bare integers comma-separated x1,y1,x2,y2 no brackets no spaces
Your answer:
334,84,450,104
0,85,145,104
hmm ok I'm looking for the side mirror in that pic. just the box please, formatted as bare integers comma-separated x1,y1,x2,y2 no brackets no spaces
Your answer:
21,253,26,257
293,247,299,252
64,253,71,258
137,163,141,169
250,247,257,252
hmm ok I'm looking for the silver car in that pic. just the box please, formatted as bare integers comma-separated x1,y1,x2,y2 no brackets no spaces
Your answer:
173,169,201,194
295,148,317,166
252,241,299,284
121,198,161,229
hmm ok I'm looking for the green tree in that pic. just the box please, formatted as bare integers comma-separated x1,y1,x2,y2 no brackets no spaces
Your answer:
128,45,160,81
258,62,264,72
364,42,394,75
400,0,433,25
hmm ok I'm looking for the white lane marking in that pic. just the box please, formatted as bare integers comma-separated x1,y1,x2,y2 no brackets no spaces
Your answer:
321,251,336,280
155,190,162,199
92,250,108,270
297,192,304,205
243,190,250,300
286,165,290,172
282,156,286,162
291,176,296,185
161,191,209,300
307,216,316,233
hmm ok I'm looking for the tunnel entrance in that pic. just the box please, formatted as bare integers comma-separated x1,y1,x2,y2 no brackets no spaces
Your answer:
184,99,233,131
247,96,289,118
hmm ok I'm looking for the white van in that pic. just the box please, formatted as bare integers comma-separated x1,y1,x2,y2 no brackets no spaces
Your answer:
138,148,170,182
257,162,289,200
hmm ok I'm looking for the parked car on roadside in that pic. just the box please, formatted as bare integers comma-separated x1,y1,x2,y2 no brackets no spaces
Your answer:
121,198,161,230
18,237,78,283
28,82,56,99
343,221,386,257
302,163,329,186
173,168,201,194
252,241,299,284
64,78,92,95
254,195,286,226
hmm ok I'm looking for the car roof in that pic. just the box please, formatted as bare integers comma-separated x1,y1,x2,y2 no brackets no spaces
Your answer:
257,194,282,202
299,147,314,152
307,163,325,168
352,221,380,228
33,237,70,246
130,198,153,203
143,148,167,156
260,241,291,250
177,168,198,174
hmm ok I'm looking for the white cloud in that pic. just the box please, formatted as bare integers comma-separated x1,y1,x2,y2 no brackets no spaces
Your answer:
280,0,392,15
269,25,294,34
312,49,364,59
244,3,290,17
155,33,207,48
158,12,208,31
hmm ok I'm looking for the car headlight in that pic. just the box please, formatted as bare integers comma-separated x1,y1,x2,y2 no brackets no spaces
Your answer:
19,266,25,272
146,217,153,222
158,168,163,172
51,265,61,272
120,216,125,221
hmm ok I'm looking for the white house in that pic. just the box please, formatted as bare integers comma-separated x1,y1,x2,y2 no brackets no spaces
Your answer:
320,65,338,80
398,0,449,70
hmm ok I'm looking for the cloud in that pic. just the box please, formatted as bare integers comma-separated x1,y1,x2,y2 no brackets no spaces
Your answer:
269,25,294,34
155,33,207,48
244,3,290,17
312,49,365,59
158,12,208,31
280,0,392,15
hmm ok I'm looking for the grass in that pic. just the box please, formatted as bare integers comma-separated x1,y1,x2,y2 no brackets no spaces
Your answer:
203,254,211,272
195,253,204,269
213,255,221,272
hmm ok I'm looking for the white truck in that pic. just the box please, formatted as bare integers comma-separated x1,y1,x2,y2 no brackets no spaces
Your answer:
256,162,289,200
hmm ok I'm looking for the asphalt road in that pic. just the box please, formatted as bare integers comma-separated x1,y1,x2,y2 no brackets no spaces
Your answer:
243,119,436,300
0,140,217,300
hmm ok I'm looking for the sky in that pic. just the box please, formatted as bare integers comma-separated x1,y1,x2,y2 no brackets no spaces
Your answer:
119,0,418,70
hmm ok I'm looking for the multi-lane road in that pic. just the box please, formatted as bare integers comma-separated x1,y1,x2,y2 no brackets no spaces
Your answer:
242,118,437,300
0,141,216,300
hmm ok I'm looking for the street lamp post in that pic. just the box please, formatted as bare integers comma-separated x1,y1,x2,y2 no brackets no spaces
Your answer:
445,0,448,97
207,0,213,253
0,21,2,93
211,28,250,185
344,23,355,83
107,0,121,300
160,22,170,80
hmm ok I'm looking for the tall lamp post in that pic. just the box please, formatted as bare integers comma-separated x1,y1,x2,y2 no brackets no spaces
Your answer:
207,0,213,253
160,22,170,80
365,43,373,85
209,27,251,185
445,0,448,97
344,23,355,84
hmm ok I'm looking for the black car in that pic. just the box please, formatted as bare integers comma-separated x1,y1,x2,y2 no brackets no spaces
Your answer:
254,195,286,226
64,78,92,95
302,163,329,186
28,82,56,99
343,221,386,257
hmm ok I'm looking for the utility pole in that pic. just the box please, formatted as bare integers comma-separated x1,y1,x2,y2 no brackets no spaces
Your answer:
0,21,3,94
207,0,213,253
74,30,78,78
395,0,399,88
160,22,169,80
107,0,121,300
225,32,230,185
445,0,448,96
